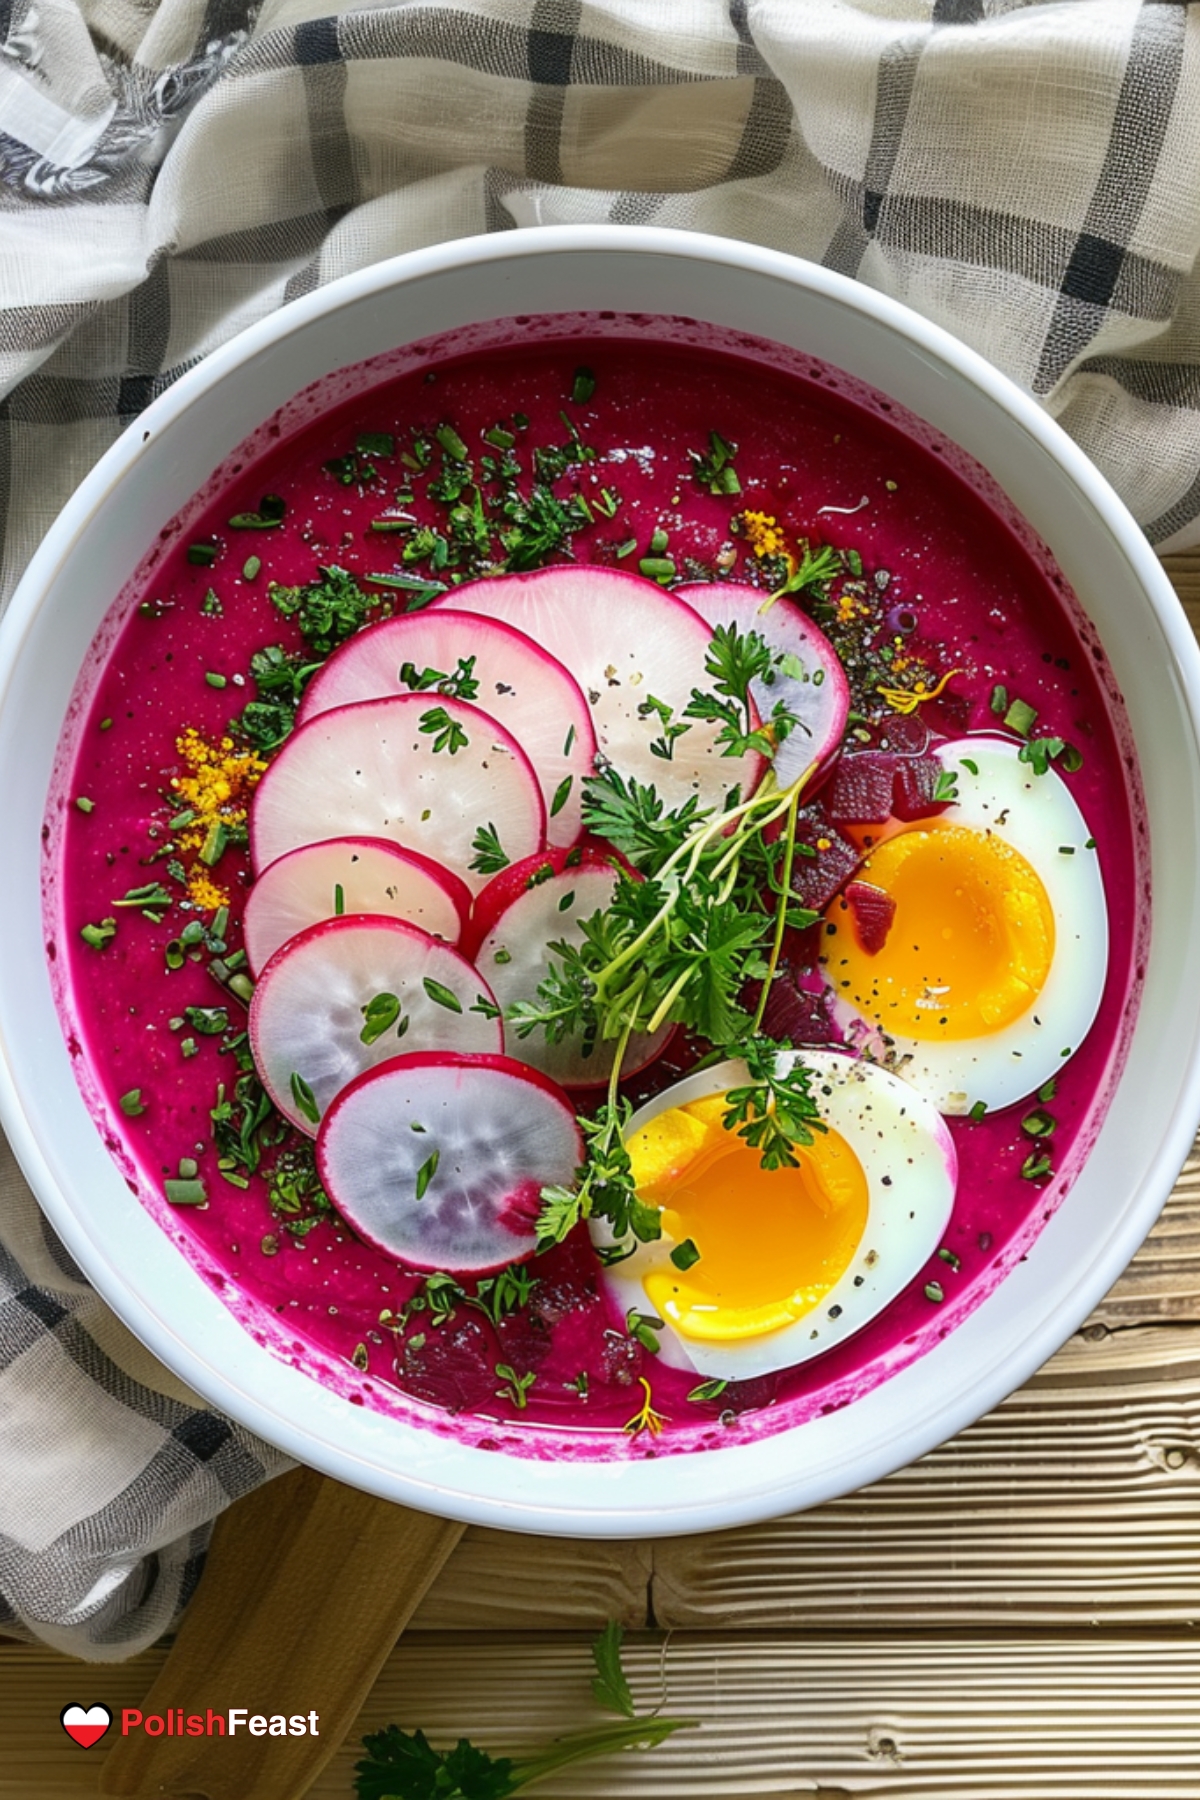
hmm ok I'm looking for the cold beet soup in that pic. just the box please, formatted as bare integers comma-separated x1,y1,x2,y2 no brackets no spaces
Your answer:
46,315,1145,1460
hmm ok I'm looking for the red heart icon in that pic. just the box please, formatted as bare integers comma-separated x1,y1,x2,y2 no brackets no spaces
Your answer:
60,1704,112,1748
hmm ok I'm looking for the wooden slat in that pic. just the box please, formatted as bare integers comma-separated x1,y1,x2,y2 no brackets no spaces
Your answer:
410,1526,651,1630
10,1633,1200,1799
653,1320,1200,1630
1093,1137,1200,1325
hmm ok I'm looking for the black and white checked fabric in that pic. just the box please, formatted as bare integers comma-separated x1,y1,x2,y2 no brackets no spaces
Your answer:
3,0,1200,1659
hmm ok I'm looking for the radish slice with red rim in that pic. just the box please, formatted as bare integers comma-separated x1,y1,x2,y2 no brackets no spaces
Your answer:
316,1051,583,1274
467,847,672,1087
428,566,765,813
296,610,596,847
679,582,849,790
243,837,470,977
249,915,503,1133
249,693,545,895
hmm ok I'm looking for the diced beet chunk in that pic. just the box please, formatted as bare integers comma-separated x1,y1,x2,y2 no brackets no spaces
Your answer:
873,713,931,756
790,809,861,911
824,752,899,824
892,753,954,821
397,1317,496,1415
752,966,842,1044
843,879,897,954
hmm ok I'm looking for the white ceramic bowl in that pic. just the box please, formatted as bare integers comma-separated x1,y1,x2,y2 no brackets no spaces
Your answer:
3,228,1200,1535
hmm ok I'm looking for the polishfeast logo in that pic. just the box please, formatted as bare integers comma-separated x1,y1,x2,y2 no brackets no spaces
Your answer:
60,1703,320,1747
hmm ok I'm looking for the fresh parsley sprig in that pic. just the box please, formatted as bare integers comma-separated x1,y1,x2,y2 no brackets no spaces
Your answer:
354,1623,695,1800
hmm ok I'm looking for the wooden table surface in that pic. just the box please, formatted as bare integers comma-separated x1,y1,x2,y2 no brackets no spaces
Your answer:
5,556,1200,1799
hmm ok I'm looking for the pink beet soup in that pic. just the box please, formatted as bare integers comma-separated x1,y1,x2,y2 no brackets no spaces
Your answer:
46,314,1145,1461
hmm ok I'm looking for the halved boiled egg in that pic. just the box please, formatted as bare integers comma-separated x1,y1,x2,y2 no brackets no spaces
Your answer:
595,1052,957,1382
821,736,1107,1115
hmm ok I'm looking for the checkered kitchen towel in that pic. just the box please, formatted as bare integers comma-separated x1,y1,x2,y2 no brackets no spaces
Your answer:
4,0,1200,1661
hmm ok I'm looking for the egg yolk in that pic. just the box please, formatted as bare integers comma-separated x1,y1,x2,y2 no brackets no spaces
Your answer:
824,822,1055,1040
627,1097,870,1342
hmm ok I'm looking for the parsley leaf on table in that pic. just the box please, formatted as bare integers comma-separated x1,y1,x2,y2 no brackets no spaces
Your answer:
354,1624,696,1800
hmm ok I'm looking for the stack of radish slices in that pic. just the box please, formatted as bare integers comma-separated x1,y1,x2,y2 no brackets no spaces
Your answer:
244,565,848,1273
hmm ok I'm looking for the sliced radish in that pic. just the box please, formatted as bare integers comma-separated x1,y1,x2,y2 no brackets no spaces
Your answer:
679,582,849,790
316,1051,582,1274
243,837,470,977
296,610,596,847
249,694,545,895
468,846,672,1088
249,915,502,1133
429,567,764,813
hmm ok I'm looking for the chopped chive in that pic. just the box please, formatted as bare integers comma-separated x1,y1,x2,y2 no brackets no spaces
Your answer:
1060,743,1084,772
616,537,638,559
989,684,1008,717
924,1281,945,1303
169,808,196,830
228,495,285,530
550,776,573,818
165,939,186,971
1037,1077,1058,1103
164,1177,207,1205
512,412,530,431
201,588,222,616
334,883,345,916
687,1378,727,1402
968,1099,988,1123
938,1247,961,1270
81,918,117,950
1085,836,1096,849
422,977,463,1013
99,717,113,731
960,758,978,777
1021,1107,1056,1139
415,1149,439,1199
290,1071,320,1125
648,526,670,556
1004,696,1038,737
205,671,228,689
435,423,469,461
227,972,255,1005
184,1005,229,1035
562,724,576,757
74,796,95,814
571,366,596,404
360,990,403,1046
242,556,261,581
179,1038,199,1059
118,1088,146,1117
1021,1151,1053,1181
493,947,512,964
639,556,676,582
356,432,394,458
670,1238,701,1271
198,819,229,866
186,543,217,567
483,425,516,449
178,1157,199,1180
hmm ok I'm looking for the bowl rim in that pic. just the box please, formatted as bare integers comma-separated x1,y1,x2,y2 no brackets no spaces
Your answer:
3,223,1200,1535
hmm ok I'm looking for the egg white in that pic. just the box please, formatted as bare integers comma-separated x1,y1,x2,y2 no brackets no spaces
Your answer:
824,736,1109,1116
595,1051,958,1382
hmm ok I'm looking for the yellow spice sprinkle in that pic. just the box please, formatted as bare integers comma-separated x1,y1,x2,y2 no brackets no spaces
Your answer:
741,510,788,560
170,727,266,910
